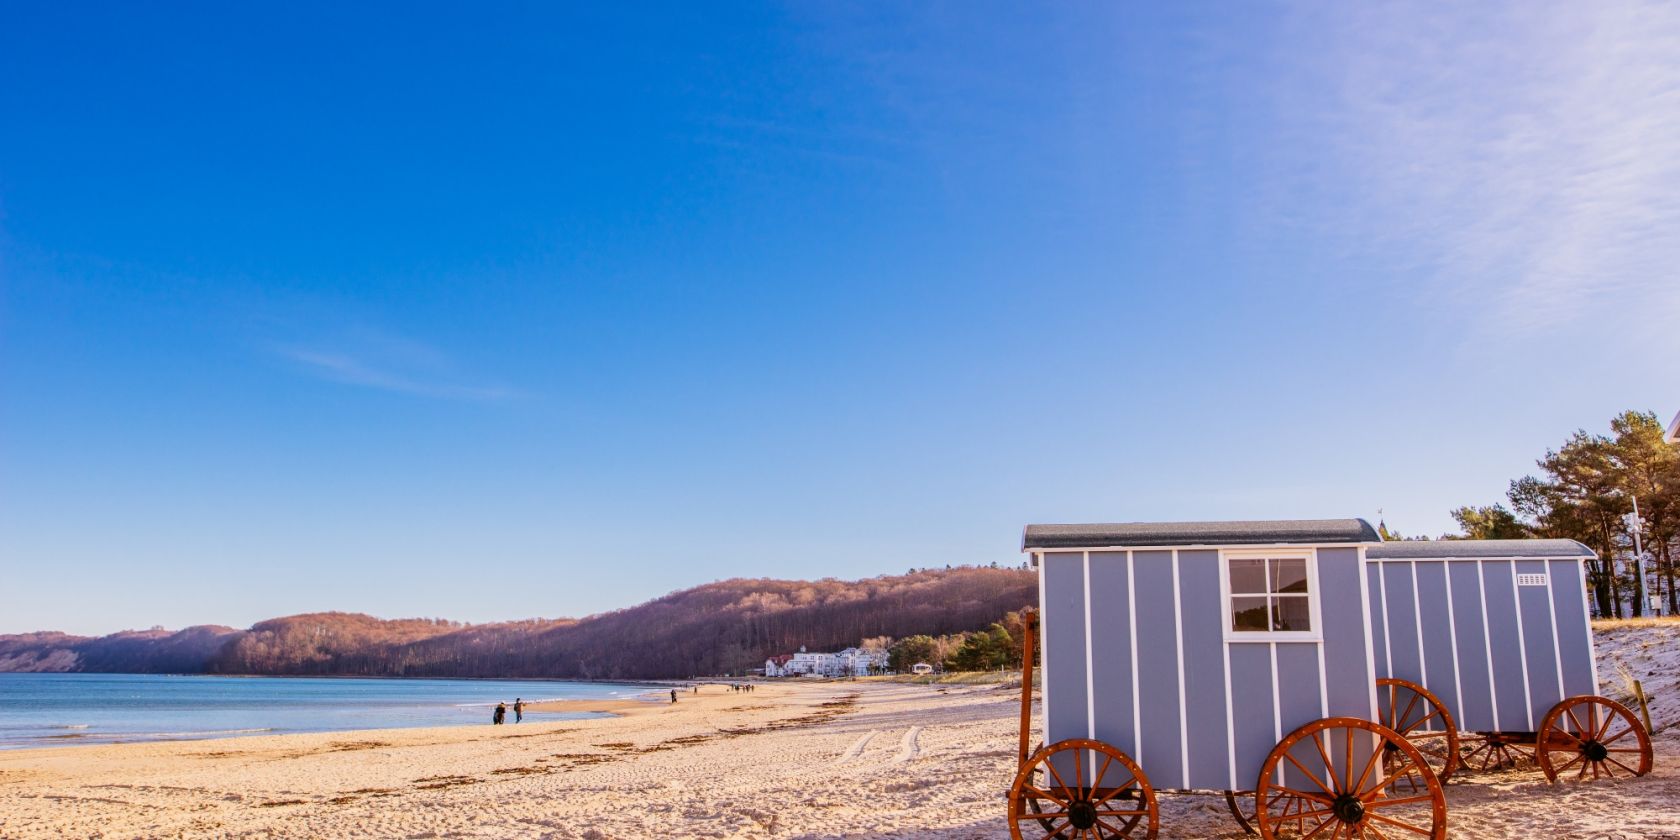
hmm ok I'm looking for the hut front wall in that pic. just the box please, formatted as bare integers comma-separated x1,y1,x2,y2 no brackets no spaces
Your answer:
1040,546,1377,790
1366,557,1596,734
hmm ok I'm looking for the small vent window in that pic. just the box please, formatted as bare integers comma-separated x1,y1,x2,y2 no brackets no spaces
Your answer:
1516,573,1548,587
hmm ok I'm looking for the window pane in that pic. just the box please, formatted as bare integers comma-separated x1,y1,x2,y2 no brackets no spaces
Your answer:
1271,558,1309,593
1232,596,1270,631
1273,596,1312,631
1229,559,1268,594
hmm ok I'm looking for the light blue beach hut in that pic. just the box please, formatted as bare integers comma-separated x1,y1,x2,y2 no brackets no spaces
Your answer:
1004,518,1654,840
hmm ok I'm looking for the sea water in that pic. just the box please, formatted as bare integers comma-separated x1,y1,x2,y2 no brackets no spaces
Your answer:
0,672,656,749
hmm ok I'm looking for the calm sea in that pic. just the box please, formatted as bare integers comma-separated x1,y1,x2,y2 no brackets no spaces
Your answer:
0,673,657,749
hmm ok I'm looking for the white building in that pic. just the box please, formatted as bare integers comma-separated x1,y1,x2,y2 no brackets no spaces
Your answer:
764,645,889,678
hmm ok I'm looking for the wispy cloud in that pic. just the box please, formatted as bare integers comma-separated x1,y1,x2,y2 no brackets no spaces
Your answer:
1250,1,1680,342
274,332,517,401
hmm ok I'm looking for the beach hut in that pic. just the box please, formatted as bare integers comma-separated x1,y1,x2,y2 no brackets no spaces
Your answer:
1007,518,1653,840
1362,538,1644,778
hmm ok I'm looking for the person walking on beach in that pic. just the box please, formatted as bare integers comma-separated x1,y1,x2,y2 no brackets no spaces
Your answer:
513,698,524,723
493,702,506,725
670,689,677,704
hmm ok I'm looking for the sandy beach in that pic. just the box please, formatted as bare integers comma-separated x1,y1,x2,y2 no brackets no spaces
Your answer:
4,624,1679,839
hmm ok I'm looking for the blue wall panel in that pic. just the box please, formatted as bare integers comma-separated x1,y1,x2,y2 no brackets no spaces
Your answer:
1480,561,1533,730
1179,550,1231,789
1088,551,1136,757
1042,552,1089,744
1131,551,1183,784
1366,564,1388,677
1517,559,1564,717
1381,563,1423,685
1318,548,1374,720
1549,559,1597,698
1447,561,1496,732
1413,562,1461,720
1229,643,1276,789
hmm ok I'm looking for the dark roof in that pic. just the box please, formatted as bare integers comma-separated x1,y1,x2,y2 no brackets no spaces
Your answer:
1022,518,1381,551
1368,539,1594,559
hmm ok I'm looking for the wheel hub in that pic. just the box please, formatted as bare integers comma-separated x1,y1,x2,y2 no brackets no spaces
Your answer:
1582,740,1609,762
1332,793,1365,824
1067,798,1098,830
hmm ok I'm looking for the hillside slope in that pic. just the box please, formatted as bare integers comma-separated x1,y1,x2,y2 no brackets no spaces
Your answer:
0,567,1035,679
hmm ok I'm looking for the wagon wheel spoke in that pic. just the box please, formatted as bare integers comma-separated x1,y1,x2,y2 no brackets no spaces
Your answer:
1022,784,1070,807
1564,707,1588,738
1093,816,1131,837
1309,731,1341,795
1601,727,1635,746
1344,725,1356,793
1041,754,1073,797
1351,734,1386,796
1091,753,1114,788
1300,813,1339,840
1606,756,1639,777
1363,810,1435,836
1398,693,1421,732
1403,709,1441,734
1015,811,1070,822
1089,773,1138,808
1282,754,1337,803
1364,793,1438,808
1596,705,1618,741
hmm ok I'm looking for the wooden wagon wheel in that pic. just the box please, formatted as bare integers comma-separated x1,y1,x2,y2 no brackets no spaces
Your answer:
1223,790,1258,836
1376,678,1461,784
1534,695,1653,783
1008,738,1158,839
1255,717,1446,840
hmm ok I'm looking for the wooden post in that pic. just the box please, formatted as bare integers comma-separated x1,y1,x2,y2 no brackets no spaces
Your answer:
1018,608,1039,769
1632,679,1655,735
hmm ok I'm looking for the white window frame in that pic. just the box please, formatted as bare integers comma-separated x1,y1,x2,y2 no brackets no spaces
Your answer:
1219,548,1323,643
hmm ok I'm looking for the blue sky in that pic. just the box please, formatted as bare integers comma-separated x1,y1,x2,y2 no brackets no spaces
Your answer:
3,3,1677,635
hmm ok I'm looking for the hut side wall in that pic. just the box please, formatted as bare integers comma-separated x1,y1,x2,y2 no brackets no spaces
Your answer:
1367,556,1596,734
1039,546,1376,791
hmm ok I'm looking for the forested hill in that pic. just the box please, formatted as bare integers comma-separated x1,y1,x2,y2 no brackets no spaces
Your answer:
0,567,1035,679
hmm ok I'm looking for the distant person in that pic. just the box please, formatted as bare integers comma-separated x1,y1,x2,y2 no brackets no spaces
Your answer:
493,702,506,725
513,698,524,723
670,689,677,704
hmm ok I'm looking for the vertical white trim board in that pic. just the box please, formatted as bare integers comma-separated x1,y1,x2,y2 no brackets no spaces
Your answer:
1223,630,1237,790
1082,552,1096,781
1357,546,1381,725
1544,564,1565,703
1037,552,1050,746
1083,552,1095,742
1410,560,1429,690
1269,641,1282,785
1477,560,1500,732
1582,558,1601,695
1172,550,1190,789
1377,563,1394,680
1127,551,1142,765
1509,560,1534,731
1442,561,1465,731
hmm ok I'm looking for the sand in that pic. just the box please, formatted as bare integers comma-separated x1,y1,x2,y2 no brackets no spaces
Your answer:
3,625,1679,839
